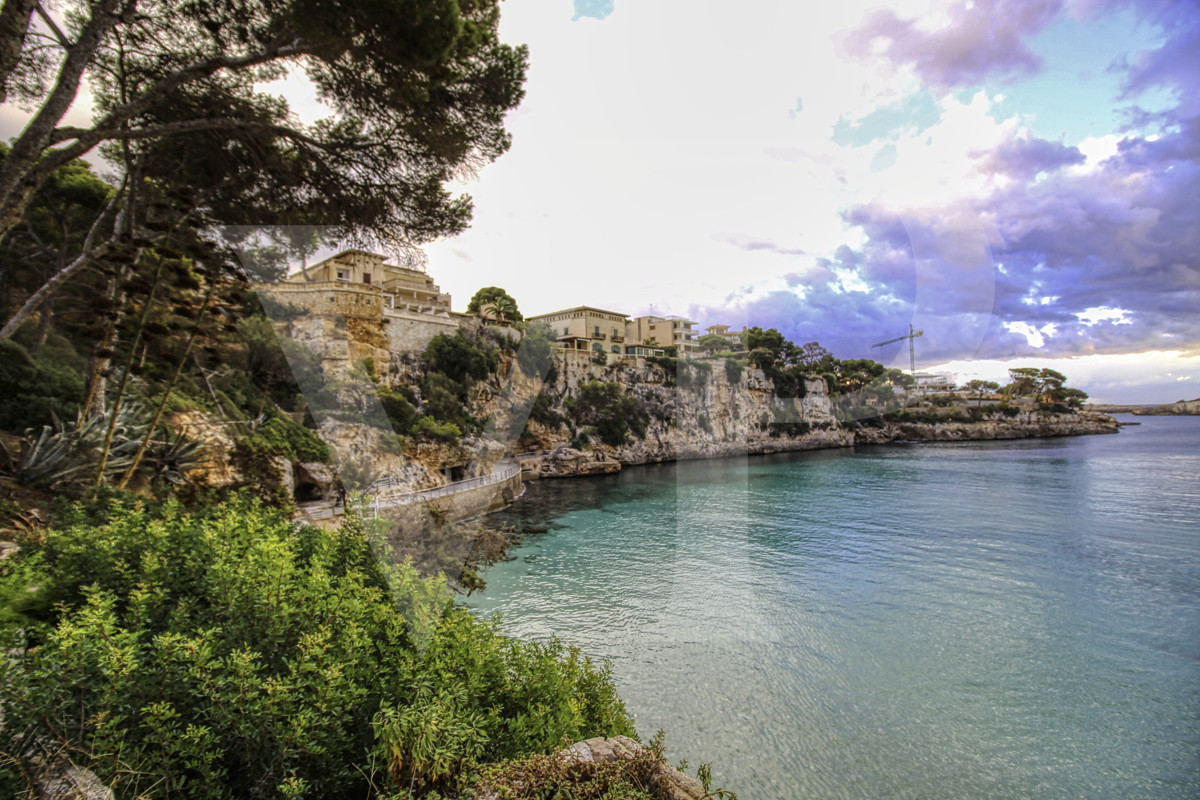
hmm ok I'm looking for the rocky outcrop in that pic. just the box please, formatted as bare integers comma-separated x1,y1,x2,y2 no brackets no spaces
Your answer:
31,757,115,800
518,351,853,478
853,409,1119,445
473,736,709,800
562,737,708,800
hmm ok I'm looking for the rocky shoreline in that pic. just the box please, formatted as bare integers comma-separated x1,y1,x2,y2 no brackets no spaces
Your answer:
516,408,1120,480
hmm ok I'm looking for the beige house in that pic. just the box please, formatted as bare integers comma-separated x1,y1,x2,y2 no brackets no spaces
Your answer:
287,249,452,314
526,306,630,354
704,323,748,352
626,315,699,355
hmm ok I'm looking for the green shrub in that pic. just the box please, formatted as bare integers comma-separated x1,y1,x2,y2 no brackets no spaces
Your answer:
379,385,418,436
528,392,563,428
0,498,636,798
254,412,331,463
423,330,498,385
412,416,462,444
724,358,744,383
565,382,649,447
0,338,83,433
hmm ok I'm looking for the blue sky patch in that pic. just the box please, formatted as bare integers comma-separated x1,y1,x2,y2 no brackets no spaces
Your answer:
985,8,1172,144
832,92,941,148
573,0,614,21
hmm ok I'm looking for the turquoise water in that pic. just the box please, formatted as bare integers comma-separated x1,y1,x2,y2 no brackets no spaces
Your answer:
467,417,1200,799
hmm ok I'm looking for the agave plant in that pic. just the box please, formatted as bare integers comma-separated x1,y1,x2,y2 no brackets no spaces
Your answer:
0,403,155,490
144,432,208,485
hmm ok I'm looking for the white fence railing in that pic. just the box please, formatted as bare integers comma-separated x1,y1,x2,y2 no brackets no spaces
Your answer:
299,463,521,521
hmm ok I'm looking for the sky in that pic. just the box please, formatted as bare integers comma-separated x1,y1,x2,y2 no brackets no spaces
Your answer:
5,0,1198,403
412,0,1198,404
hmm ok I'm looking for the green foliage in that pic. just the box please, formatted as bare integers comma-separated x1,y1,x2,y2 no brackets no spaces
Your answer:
0,338,83,432
420,372,478,434
698,334,732,353
517,323,556,378
744,326,786,355
476,741,664,799
528,392,564,428
467,287,523,321
252,412,331,463
423,330,498,386
379,385,419,436
565,382,649,447
724,357,744,383
412,416,463,444
0,498,636,798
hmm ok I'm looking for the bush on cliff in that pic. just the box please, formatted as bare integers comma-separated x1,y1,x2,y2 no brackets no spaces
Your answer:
0,497,635,798
565,381,650,447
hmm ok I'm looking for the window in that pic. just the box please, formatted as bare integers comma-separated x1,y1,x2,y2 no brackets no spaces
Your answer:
594,325,601,336
612,328,618,337
336,269,350,281
611,345,620,353
563,326,569,335
362,273,371,285
592,342,602,352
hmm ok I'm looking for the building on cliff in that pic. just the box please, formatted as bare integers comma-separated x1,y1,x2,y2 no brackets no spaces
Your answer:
704,323,748,352
626,315,699,355
266,249,474,354
526,306,636,355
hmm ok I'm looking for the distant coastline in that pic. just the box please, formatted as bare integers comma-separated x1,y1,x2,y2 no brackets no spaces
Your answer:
1089,398,1200,416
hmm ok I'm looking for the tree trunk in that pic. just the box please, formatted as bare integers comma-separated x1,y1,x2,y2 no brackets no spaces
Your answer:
93,256,166,484
0,0,36,102
117,280,215,489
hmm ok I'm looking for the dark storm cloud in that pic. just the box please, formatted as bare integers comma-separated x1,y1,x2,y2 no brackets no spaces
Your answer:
842,0,1062,90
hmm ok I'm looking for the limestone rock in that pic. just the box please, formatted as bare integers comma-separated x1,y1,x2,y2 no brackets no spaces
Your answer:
32,757,114,800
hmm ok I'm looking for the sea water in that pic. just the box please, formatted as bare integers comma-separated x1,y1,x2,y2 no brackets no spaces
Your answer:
467,416,1200,799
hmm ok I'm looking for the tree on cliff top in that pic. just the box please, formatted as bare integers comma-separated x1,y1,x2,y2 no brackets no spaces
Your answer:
0,0,529,337
467,286,523,321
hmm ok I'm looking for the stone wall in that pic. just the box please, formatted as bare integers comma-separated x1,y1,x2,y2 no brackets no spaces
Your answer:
383,307,462,353
379,467,523,532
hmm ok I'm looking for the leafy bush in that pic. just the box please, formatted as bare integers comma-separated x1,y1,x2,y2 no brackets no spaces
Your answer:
379,385,419,436
412,416,463,444
565,382,649,447
0,498,636,798
724,357,744,383
517,324,557,379
0,338,83,433
528,392,563,428
253,412,331,463
423,330,498,385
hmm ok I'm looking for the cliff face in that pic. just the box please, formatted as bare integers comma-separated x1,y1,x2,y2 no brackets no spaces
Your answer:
853,409,1119,444
514,351,852,478
234,309,1122,497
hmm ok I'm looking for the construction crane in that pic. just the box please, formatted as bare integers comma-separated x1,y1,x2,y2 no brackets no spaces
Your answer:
871,324,924,374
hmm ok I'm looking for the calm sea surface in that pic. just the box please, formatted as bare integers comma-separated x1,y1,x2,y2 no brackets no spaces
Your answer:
466,416,1200,799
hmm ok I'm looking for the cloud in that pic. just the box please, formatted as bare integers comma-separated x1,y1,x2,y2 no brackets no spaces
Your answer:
974,134,1085,177
715,234,806,256
842,0,1063,90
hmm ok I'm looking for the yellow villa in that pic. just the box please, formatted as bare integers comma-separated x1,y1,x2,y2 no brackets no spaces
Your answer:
526,306,630,354
626,315,699,355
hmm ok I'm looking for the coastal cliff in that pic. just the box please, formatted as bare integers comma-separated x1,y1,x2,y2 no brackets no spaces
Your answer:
853,408,1120,445
514,350,852,478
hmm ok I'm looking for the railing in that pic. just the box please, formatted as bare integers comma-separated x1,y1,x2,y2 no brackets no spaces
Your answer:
298,463,521,521
371,462,521,505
